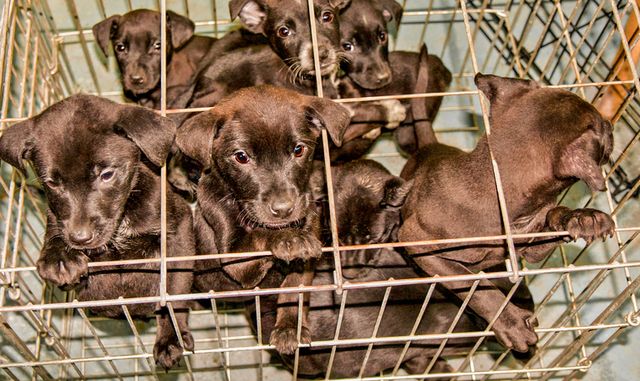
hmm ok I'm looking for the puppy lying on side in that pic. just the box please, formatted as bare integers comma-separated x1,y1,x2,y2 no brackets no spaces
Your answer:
250,159,535,377
175,86,351,355
338,0,452,155
93,9,217,109
0,95,195,369
399,74,616,353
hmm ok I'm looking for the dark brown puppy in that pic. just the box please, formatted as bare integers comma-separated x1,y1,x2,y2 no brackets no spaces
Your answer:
175,86,351,355
337,0,452,155
251,249,481,378
93,9,217,109
0,95,195,369
399,74,616,353
331,159,412,276
250,159,534,377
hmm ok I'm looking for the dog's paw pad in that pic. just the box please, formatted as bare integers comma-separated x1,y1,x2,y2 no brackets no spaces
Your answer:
37,251,89,288
551,208,615,243
271,234,322,262
362,127,382,140
492,304,538,353
378,100,407,129
270,326,310,355
154,336,184,370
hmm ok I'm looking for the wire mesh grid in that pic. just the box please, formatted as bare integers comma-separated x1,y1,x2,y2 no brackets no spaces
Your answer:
0,0,639,380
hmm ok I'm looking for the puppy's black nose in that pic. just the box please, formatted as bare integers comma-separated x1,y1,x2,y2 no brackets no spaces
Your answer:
69,228,93,245
319,47,331,61
269,199,295,218
130,75,144,85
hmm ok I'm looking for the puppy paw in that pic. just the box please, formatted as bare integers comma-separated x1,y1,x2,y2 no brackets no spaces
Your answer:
548,207,615,244
270,325,311,355
270,232,322,262
154,331,191,370
36,250,89,288
362,127,382,140
492,304,538,353
378,100,406,129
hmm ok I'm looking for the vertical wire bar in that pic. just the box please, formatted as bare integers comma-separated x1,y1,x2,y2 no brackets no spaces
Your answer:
76,307,123,381
421,279,482,379
459,0,489,76
417,0,435,50
557,1,606,83
65,0,102,94
440,1,461,59
211,297,232,381
212,0,219,38
167,302,194,380
324,288,349,380
461,0,520,282
391,283,437,376
357,285,393,379
559,247,588,362
292,292,306,381
121,303,159,381
254,295,264,381
456,277,525,380
552,0,586,97
305,0,344,290
209,291,230,381
159,0,168,308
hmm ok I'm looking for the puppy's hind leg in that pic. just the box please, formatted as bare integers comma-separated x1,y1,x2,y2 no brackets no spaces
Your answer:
269,263,314,355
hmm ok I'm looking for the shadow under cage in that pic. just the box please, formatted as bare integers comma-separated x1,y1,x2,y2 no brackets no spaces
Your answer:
0,0,639,380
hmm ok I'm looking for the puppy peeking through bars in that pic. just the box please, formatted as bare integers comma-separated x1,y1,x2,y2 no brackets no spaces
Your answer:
175,85,351,354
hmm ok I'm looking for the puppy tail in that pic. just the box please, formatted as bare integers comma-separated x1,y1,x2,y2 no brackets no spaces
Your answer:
411,44,438,148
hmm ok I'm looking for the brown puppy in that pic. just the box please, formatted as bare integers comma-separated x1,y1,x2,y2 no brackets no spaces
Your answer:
93,9,217,109
337,0,452,156
0,95,195,369
399,74,616,353
174,85,351,355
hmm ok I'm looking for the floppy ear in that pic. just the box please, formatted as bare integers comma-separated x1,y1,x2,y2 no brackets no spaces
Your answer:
305,98,351,147
330,0,351,10
92,15,120,57
474,73,539,105
381,178,413,208
167,10,195,49
115,105,177,167
175,111,225,168
0,119,35,174
379,0,403,29
556,129,608,192
229,0,267,34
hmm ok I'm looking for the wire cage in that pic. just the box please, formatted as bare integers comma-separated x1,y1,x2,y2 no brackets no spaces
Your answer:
0,0,639,380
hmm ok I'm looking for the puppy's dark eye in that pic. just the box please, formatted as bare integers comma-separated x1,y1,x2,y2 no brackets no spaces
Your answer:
293,144,306,157
234,151,250,164
321,11,334,23
378,31,387,43
100,169,115,182
342,42,354,52
153,41,162,50
277,26,291,38
115,43,126,52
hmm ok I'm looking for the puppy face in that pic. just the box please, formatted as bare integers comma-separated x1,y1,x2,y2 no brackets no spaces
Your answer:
231,0,350,77
339,0,402,89
92,9,195,97
333,160,412,277
0,95,176,251
176,86,351,227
